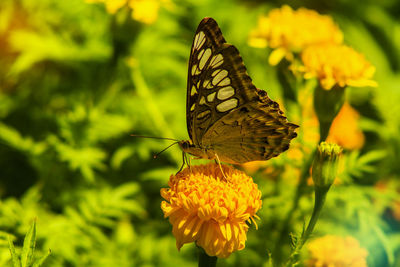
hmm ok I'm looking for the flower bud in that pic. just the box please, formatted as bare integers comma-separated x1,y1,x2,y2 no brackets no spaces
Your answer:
312,142,342,190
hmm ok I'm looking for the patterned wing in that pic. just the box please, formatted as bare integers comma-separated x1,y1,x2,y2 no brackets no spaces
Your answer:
187,18,265,146
186,17,226,143
202,96,299,164
187,18,298,163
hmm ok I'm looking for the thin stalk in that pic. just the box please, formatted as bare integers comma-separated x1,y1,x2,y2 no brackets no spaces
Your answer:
284,188,328,267
198,248,217,267
319,121,332,142
273,149,316,264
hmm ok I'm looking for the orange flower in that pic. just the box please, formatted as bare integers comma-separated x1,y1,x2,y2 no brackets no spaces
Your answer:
307,235,368,267
249,5,343,65
160,164,262,258
300,44,377,90
327,102,365,150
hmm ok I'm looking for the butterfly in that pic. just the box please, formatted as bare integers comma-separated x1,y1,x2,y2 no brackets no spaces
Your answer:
178,17,298,165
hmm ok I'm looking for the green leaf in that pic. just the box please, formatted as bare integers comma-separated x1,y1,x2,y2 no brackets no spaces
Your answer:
21,220,36,267
111,146,135,169
341,150,386,180
8,235,21,267
0,123,47,155
32,249,51,267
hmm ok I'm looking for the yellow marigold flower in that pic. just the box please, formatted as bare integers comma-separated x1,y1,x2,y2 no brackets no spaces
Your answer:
327,102,365,150
249,5,343,65
307,235,368,267
128,0,160,24
86,0,163,24
300,44,378,90
85,0,126,14
160,163,262,258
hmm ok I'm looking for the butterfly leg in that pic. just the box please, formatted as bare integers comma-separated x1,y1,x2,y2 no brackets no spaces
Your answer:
187,154,192,174
176,151,186,175
214,153,227,180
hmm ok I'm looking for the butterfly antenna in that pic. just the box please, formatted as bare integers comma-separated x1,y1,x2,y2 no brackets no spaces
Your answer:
153,141,180,159
130,134,179,142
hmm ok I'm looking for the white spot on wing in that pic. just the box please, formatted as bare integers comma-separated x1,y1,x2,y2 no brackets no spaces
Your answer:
190,103,196,111
203,79,211,89
218,77,230,86
193,33,199,50
206,82,214,89
212,69,228,85
199,48,212,70
193,31,206,51
217,86,235,100
207,92,216,102
216,98,238,112
191,85,197,96
197,49,205,60
199,96,206,105
191,65,201,76
191,64,197,76
212,69,221,77
209,54,223,68
197,110,211,119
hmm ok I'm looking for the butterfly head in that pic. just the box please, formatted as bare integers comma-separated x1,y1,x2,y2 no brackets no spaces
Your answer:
178,140,215,160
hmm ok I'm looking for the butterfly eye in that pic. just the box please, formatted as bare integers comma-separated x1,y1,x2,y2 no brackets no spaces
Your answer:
179,140,189,150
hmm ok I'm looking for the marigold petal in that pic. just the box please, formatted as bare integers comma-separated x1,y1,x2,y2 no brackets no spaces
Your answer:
219,222,227,238
160,164,261,258
347,79,378,88
250,5,343,57
129,0,160,24
269,48,287,66
160,201,175,217
248,37,268,48
300,44,377,89
226,223,232,241
160,188,169,199
307,235,368,267
203,223,215,248
105,0,126,13
191,218,203,238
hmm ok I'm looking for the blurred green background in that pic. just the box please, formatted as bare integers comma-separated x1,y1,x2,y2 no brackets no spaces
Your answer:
0,0,400,266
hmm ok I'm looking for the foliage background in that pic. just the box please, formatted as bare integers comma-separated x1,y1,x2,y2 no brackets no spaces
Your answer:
0,0,400,266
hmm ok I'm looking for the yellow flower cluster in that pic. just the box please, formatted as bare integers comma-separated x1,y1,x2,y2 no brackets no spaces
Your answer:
250,5,377,90
249,5,342,65
300,44,378,90
86,0,162,24
160,164,262,258
307,235,368,267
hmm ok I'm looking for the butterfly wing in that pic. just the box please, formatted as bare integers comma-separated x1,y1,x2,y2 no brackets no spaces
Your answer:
202,96,299,164
186,17,226,144
186,18,298,163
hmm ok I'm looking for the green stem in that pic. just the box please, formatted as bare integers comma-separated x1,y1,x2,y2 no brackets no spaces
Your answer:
198,248,217,267
284,188,328,267
275,132,329,264
313,85,345,142
319,121,332,142
273,149,316,264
